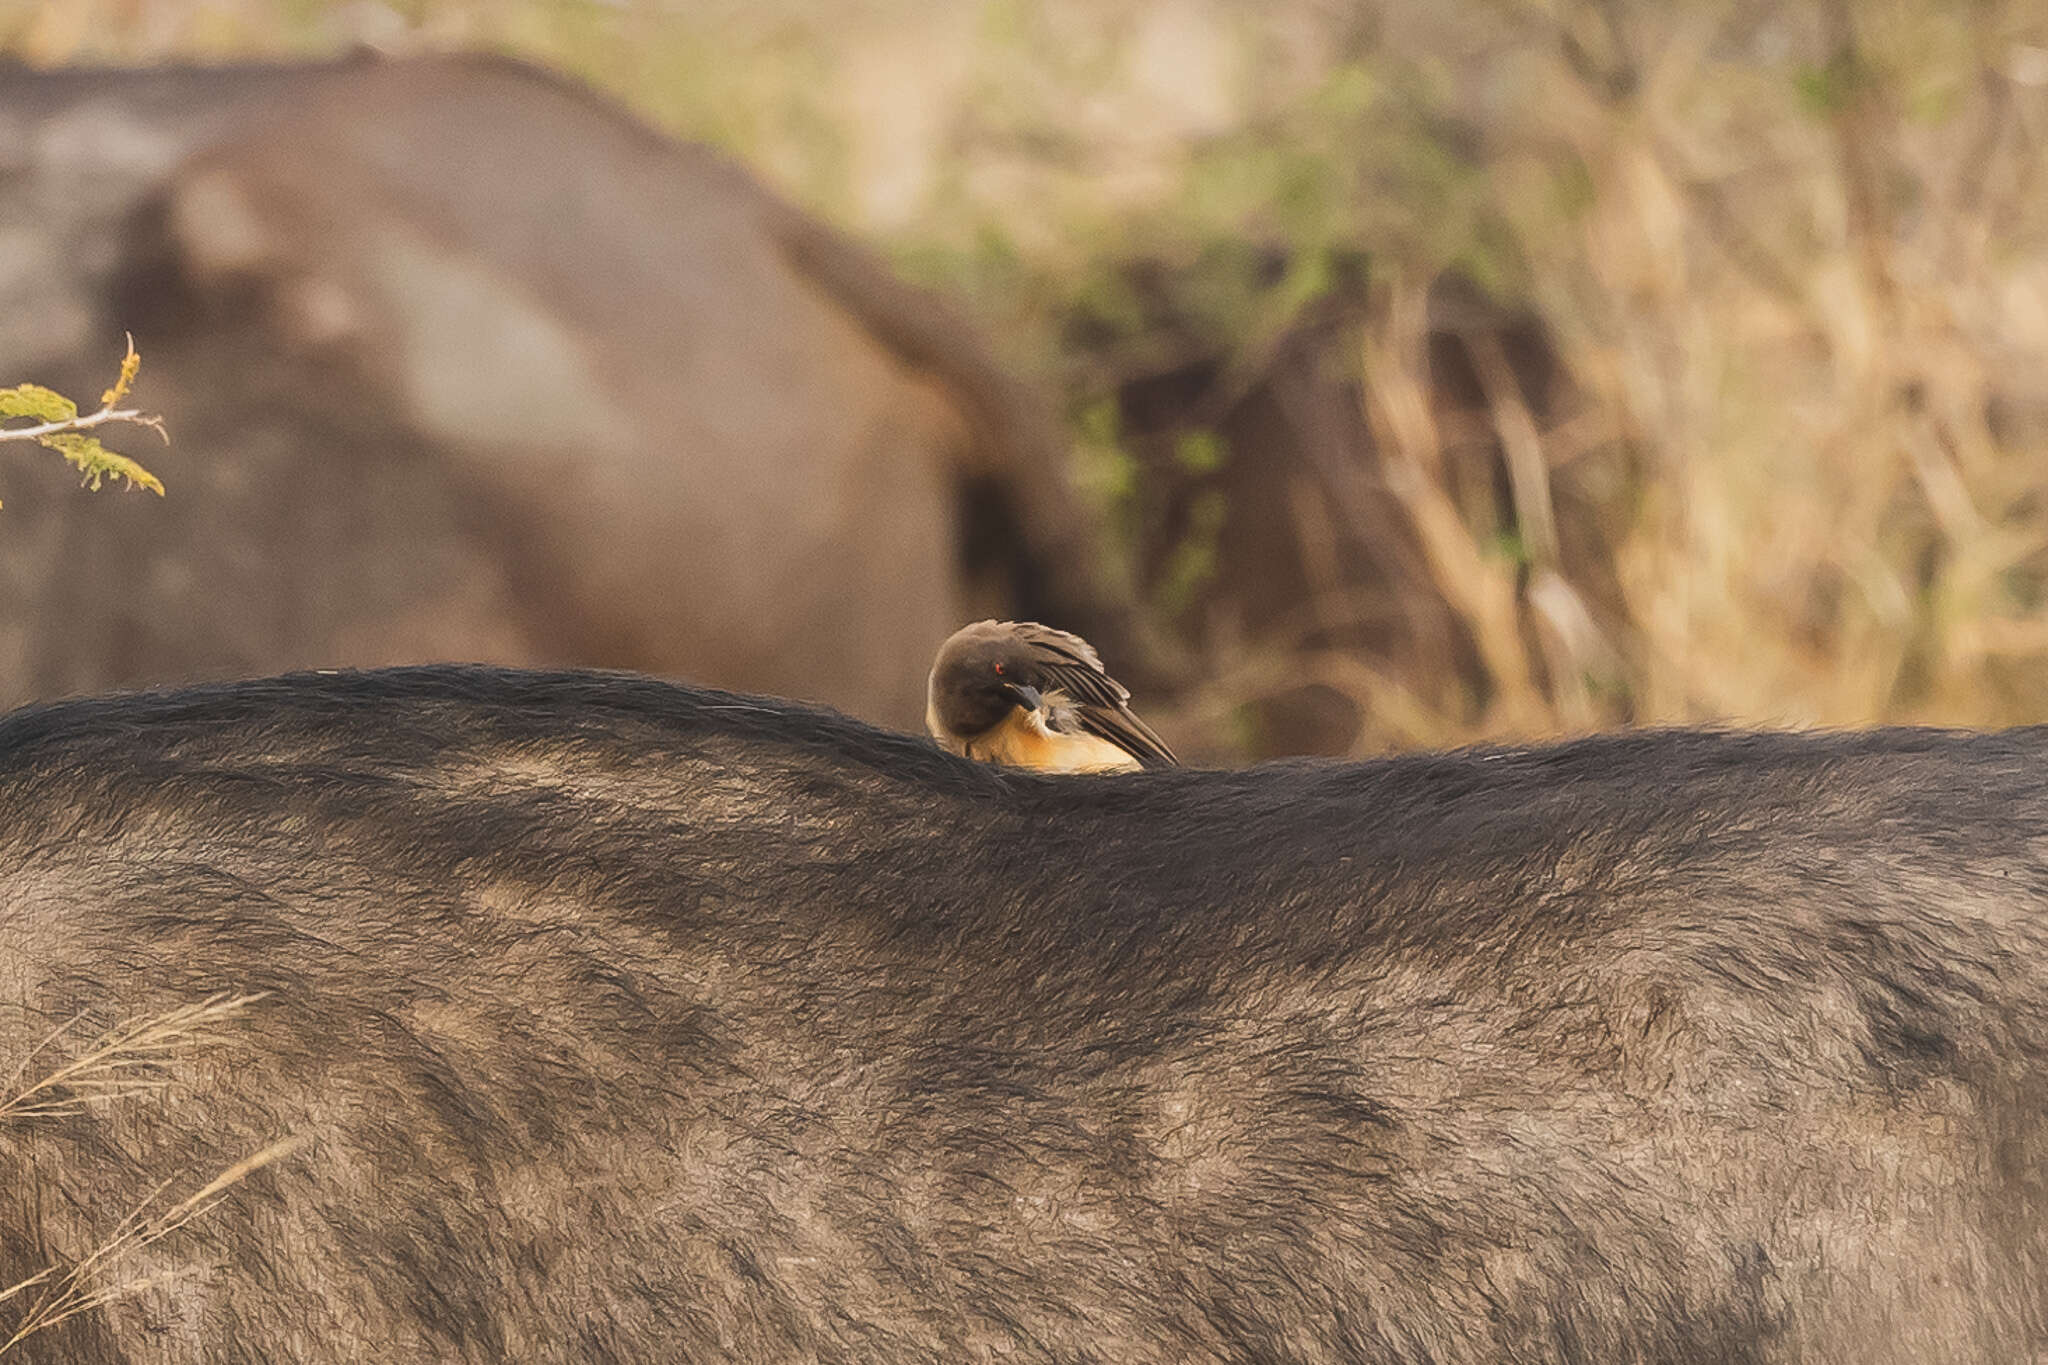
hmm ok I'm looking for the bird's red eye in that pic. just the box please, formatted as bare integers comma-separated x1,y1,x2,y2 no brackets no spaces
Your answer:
993,662,1004,675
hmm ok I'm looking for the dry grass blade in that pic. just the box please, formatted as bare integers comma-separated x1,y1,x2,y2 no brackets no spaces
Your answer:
0,993,269,1125
1360,297,1548,735
0,1136,305,1357
0,1272,54,1311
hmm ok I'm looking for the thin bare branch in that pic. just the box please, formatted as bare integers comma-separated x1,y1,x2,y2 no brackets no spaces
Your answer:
0,407,168,447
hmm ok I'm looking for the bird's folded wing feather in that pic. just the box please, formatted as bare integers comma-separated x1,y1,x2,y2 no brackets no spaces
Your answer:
1013,625,1178,767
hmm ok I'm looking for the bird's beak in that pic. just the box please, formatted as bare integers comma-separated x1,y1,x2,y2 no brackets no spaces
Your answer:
1002,682,1044,712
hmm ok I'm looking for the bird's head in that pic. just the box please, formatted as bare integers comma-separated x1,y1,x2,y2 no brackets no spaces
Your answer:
927,621,1044,739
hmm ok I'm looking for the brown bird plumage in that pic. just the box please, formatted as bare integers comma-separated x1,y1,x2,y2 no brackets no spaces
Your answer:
925,620,1177,773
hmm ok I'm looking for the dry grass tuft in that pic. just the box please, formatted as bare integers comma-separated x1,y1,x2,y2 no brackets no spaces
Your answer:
0,1136,305,1356
0,993,268,1124
0,993,298,1356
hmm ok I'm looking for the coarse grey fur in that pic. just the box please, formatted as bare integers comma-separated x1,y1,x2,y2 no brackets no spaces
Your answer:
0,664,2045,1361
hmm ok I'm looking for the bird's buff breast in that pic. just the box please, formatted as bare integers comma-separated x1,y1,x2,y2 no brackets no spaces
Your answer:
936,698,1141,774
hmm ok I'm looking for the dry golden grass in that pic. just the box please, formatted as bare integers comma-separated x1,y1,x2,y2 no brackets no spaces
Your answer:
1110,2,2048,752
1383,1,2048,740
0,993,298,1356
0,992,265,1123
0,1136,303,1355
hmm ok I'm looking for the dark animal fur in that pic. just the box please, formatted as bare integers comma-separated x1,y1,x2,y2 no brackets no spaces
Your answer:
1,664,2044,1361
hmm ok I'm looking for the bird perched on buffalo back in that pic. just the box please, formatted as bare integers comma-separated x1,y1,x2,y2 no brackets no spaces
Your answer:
925,620,1177,773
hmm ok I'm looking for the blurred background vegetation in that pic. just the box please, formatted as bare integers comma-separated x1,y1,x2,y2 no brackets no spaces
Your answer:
9,0,2048,756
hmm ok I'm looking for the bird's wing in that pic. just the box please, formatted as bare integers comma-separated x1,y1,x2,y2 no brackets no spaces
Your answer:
1011,624,1179,768
1065,697,1179,769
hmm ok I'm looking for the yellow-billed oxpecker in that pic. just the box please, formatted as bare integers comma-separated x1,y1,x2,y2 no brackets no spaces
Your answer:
926,619,1177,773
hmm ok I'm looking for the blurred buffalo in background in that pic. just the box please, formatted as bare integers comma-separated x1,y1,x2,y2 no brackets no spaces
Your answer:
0,53,1147,733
